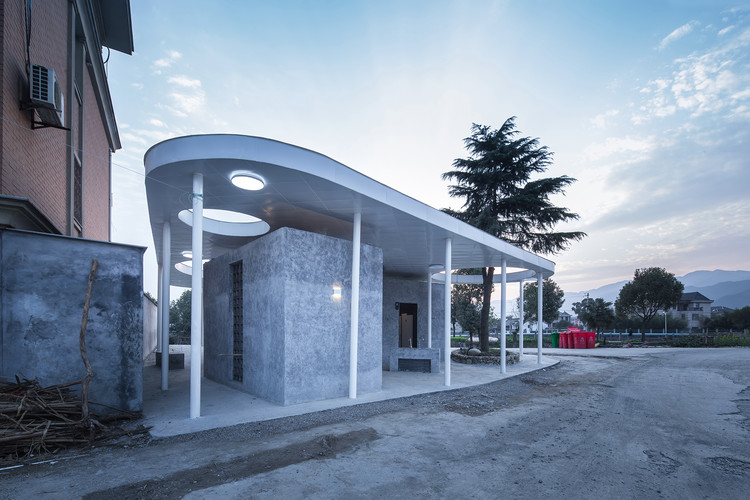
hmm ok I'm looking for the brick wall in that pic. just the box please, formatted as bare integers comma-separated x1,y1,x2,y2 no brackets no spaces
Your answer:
1,0,5,178
1,0,114,240
82,66,111,241
1,0,69,233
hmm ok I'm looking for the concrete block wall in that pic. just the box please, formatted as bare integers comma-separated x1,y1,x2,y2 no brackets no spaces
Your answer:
205,229,287,403
382,277,445,370
204,227,383,406
282,228,383,403
0,229,145,412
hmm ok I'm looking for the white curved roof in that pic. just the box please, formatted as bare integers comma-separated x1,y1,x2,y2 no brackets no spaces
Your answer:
144,135,554,287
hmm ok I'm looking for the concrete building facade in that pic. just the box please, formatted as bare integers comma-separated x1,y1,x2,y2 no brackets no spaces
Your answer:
204,227,384,405
144,134,556,418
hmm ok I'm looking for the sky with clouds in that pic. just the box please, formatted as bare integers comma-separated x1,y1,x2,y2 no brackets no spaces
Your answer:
106,0,750,300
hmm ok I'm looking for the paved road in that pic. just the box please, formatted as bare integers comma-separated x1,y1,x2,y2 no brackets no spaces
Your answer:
2,348,749,499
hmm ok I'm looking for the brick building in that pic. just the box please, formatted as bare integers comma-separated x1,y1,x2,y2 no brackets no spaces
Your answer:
0,0,133,240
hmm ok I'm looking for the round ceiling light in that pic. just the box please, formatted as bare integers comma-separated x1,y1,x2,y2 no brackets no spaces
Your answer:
231,172,265,191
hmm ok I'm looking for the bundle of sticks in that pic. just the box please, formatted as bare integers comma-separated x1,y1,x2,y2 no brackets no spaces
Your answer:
1,260,148,463
0,377,112,461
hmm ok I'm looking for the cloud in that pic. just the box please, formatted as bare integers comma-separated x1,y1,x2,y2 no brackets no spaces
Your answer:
120,132,149,146
718,25,735,36
583,136,655,162
167,75,202,89
591,109,619,129
635,26,750,122
658,21,699,50
585,119,750,236
671,57,742,117
169,89,206,116
152,50,182,73
152,76,207,117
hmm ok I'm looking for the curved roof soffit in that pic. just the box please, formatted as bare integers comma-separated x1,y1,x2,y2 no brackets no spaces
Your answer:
144,134,555,287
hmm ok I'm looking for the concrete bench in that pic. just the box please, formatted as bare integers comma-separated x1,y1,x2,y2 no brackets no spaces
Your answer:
155,352,185,370
389,348,440,373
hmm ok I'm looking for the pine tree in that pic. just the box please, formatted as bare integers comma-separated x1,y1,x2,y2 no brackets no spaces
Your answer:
443,118,585,351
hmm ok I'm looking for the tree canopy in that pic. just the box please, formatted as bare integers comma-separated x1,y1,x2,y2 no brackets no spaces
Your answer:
169,289,192,338
703,306,750,331
615,267,684,341
451,269,484,345
572,297,615,335
443,118,585,351
522,279,565,326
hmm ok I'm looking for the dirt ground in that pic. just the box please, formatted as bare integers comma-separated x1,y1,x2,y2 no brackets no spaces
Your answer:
1,348,749,499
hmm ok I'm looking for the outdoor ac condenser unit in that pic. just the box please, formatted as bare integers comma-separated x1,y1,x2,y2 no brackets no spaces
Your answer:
29,63,64,128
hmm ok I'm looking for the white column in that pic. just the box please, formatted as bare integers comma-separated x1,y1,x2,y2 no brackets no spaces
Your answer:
156,263,163,353
444,238,452,386
190,174,203,419
500,260,507,374
519,280,524,358
537,274,543,365
427,269,432,349
349,212,361,399
160,222,171,391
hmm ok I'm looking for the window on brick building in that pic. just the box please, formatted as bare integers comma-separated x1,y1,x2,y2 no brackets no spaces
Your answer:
72,38,85,237
74,157,82,231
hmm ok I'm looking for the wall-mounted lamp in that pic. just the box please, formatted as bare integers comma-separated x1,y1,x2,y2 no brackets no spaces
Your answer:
332,285,342,299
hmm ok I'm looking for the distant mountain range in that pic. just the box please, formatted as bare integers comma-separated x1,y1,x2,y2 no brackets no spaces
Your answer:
562,270,750,312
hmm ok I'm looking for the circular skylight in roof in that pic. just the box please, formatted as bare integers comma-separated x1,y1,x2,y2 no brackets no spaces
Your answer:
175,259,210,276
178,208,270,237
202,209,261,224
231,172,265,191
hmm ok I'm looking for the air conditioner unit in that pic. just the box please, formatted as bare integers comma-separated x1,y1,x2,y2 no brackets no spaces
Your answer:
29,63,64,128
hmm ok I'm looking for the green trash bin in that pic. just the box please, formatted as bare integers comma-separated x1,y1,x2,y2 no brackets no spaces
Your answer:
551,332,559,348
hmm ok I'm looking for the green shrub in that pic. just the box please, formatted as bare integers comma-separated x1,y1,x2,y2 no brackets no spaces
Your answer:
667,335,708,347
714,334,750,347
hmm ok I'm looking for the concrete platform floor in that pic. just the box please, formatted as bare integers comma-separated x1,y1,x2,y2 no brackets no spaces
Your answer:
142,346,559,438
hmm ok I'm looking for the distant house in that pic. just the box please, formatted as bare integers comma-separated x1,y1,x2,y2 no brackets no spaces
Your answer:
506,316,520,333
672,292,713,332
711,305,734,314
557,311,572,325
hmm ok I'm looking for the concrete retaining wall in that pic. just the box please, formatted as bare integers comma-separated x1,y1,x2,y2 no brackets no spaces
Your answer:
0,229,144,412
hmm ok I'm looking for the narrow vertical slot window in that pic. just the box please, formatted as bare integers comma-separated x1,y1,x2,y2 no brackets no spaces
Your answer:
231,261,243,381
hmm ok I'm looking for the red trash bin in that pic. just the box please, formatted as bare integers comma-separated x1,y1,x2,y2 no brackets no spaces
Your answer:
586,331,596,348
566,327,580,348
574,332,587,349
559,331,567,348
